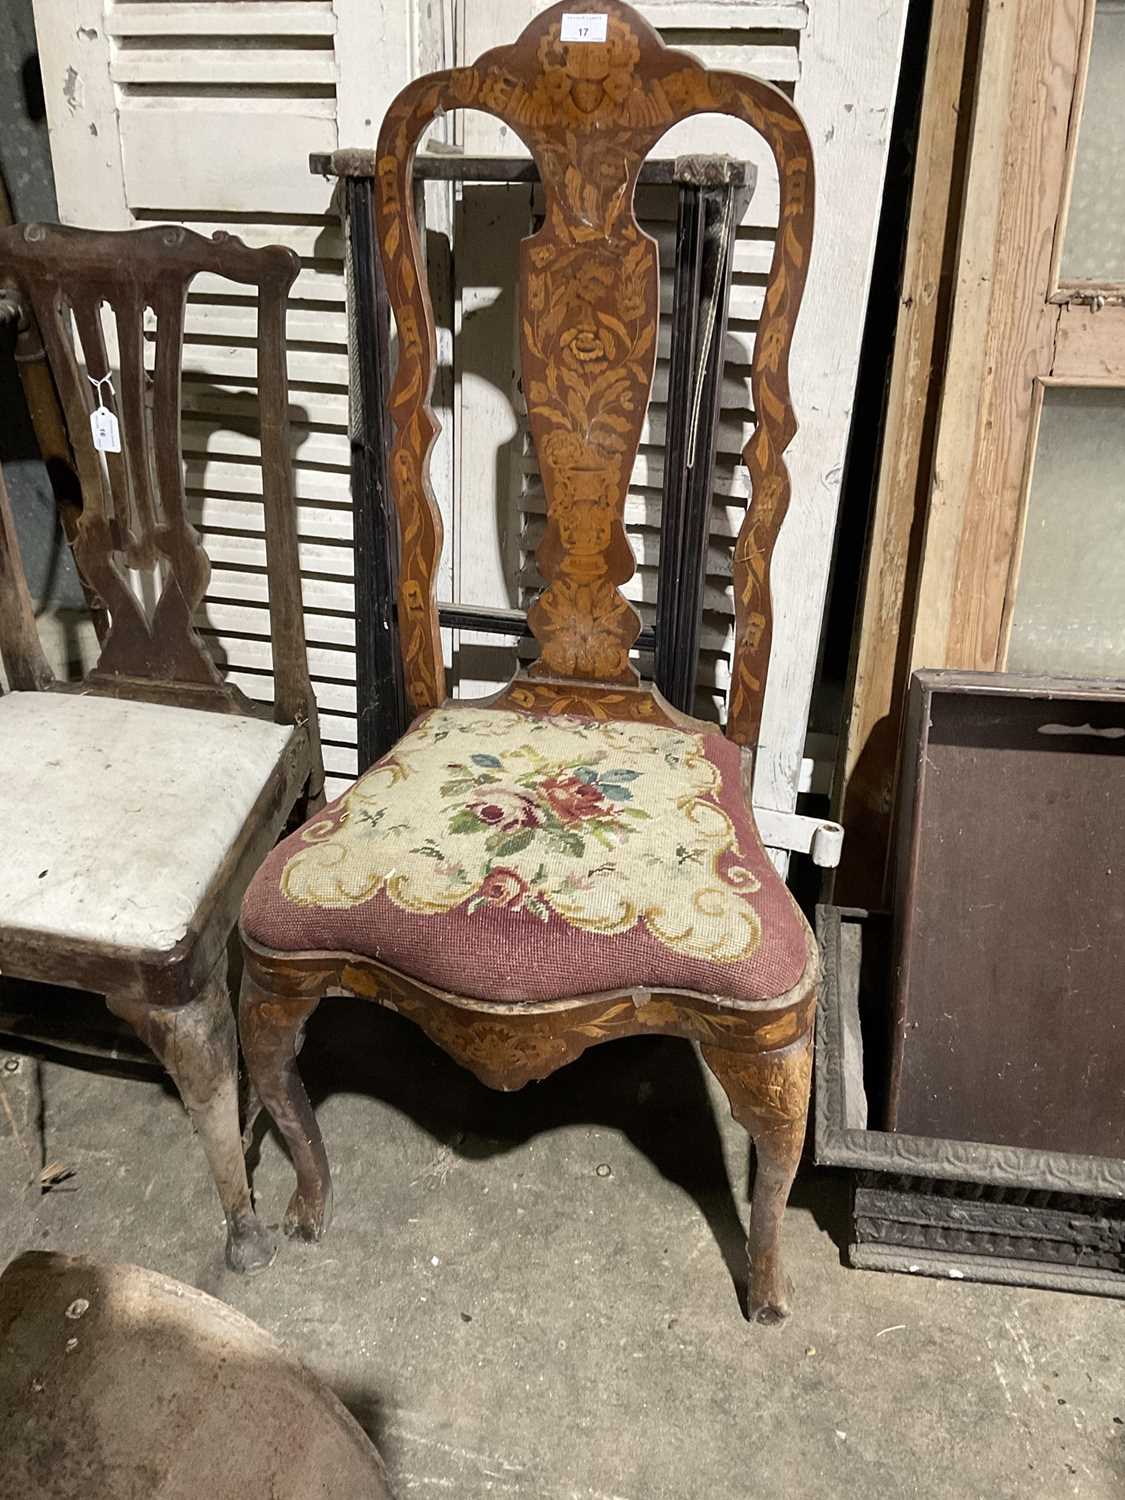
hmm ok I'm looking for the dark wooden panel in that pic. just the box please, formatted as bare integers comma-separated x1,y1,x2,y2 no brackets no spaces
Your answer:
888,671,1125,1158
311,151,752,186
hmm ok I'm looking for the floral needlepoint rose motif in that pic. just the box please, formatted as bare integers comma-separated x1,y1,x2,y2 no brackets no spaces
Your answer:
467,788,540,832
274,708,777,972
479,868,528,907
541,773,610,824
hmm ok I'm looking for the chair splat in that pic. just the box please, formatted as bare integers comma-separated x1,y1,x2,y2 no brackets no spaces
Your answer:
375,0,813,747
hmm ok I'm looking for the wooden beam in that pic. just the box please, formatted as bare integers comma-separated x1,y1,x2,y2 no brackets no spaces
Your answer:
1049,301,1125,384
834,0,980,905
0,465,55,693
910,0,1087,675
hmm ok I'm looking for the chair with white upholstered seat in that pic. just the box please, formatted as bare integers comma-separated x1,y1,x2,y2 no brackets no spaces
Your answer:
0,222,322,1271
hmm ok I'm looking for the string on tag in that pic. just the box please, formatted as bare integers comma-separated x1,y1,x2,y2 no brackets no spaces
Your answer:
88,371,116,403
88,371,122,454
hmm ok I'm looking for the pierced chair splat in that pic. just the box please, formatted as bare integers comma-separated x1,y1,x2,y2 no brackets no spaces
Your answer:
0,222,324,1272
239,0,818,1322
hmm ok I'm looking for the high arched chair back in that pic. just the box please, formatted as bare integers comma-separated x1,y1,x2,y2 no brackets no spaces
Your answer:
374,0,814,745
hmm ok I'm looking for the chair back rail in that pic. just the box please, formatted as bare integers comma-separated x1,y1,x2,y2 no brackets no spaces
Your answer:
374,0,814,746
0,222,316,733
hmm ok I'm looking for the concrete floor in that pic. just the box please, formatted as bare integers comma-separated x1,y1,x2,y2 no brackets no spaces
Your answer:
1,990,1123,1499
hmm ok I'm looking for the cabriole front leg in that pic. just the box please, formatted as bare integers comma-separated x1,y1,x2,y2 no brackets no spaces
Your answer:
238,969,332,1242
108,955,276,1274
702,1027,813,1325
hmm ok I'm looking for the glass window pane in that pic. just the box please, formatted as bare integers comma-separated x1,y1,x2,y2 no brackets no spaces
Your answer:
1060,1,1125,283
1007,387,1125,676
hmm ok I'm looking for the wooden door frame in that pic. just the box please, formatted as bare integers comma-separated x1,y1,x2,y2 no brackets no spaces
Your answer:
835,0,982,903
837,0,1123,903
912,0,1123,676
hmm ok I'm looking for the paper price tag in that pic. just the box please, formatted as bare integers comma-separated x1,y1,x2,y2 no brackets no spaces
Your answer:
91,405,121,454
560,13,608,42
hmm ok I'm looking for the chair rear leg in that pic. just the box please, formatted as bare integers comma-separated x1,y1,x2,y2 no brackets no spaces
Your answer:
240,1025,311,1153
240,1071,263,1156
702,1028,813,1324
239,969,332,1242
108,954,276,1274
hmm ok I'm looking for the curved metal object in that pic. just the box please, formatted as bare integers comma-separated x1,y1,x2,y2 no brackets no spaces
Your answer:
0,1251,393,1498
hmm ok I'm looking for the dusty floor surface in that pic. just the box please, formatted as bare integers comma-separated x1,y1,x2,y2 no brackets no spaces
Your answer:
1,988,1123,1499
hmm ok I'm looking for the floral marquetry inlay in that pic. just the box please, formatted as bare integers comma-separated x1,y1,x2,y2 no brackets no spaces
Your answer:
522,226,656,682
374,0,814,745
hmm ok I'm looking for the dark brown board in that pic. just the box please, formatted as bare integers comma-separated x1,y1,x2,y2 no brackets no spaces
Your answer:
888,670,1125,1158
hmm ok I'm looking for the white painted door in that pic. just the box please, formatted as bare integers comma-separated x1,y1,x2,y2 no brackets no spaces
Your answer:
33,0,907,833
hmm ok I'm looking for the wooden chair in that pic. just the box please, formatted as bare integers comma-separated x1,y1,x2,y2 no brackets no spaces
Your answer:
239,0,818,1322
0,223,322,1273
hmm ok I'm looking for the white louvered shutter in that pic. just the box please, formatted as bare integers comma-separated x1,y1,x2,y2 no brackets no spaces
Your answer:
452,0,907,860
34,0,907,836
33,0,426,797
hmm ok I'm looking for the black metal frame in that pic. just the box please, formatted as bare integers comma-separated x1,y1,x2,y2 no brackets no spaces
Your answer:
315,150,754,768
342,170,408,758
655,163,751,712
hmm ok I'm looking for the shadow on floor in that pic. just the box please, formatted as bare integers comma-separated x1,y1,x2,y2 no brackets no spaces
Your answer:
251,996,853,1311
2,976,853,1318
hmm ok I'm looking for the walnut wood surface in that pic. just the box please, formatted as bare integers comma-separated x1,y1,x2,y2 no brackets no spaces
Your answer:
703,1031,812,1321
240,927,819,1315
108,953,276,1274
489,674,683,725
374,0,814,745
244,934,818,1083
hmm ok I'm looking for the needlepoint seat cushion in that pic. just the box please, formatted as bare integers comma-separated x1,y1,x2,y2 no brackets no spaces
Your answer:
0,691,295,952
241,707,808,1003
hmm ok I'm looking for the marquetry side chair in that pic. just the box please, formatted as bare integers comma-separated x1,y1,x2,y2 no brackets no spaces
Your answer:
0,223,323,1272
239,0,818,1322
